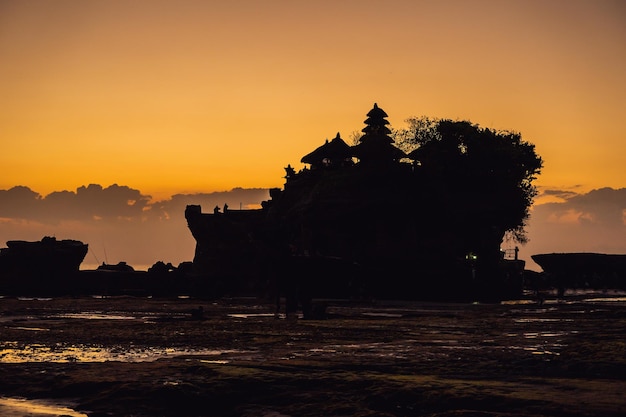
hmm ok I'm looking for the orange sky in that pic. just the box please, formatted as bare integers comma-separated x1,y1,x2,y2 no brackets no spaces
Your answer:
1,0,625,201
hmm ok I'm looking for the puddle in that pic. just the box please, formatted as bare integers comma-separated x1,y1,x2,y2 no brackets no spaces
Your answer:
514,318,573,323
501,299,537,305
522,331,570,338
0,397,87,417
582,297,626,303
50,312,137,320
509,308,558,314
9,326,50,331
523,347,561,356
0,343,239,363
228,313,277,319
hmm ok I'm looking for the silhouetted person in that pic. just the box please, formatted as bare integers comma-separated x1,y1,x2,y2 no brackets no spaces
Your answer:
213,205,220,214
223,203,228,213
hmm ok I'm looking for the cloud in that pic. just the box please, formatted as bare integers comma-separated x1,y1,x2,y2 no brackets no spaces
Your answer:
522,187,626,271
154,187,270,217
3,184,623,273
0,186,42,219
540,189,580,201
0,184,152,223
0,184,270,269
534,187,626,227
44,184,152,222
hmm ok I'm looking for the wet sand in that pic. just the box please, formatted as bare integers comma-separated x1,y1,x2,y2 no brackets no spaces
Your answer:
1,294,625,416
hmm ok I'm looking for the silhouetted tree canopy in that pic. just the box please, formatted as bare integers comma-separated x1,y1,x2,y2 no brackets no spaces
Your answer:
396,117,543,250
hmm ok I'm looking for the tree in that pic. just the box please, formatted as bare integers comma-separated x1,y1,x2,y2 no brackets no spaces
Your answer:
397,117,543,274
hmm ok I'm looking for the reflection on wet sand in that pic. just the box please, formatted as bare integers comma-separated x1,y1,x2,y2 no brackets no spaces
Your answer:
0,397,87,417
1,295,612,365
0,343,239,363
1,292,626,417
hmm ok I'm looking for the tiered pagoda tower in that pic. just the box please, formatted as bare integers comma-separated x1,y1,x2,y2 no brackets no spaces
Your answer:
352,103,406,165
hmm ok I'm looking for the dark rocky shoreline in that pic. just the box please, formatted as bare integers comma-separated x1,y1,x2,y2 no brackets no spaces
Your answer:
1,294,626,416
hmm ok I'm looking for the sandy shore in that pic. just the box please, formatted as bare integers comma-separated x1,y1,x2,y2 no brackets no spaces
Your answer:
1,294,625,416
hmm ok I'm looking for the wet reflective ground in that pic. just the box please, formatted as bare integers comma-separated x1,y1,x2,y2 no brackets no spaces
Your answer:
1,293,626,416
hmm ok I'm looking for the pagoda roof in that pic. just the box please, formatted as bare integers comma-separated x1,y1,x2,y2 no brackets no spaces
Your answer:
361,124,392,135
301,133,353,166
353,135,406,162
361,103,392,135
366,103,388,118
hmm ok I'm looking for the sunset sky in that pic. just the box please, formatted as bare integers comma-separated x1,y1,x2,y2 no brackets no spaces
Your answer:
2,0,625,200
1,1,625,270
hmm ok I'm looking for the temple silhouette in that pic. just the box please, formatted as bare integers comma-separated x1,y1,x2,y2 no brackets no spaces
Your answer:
185,104,525,304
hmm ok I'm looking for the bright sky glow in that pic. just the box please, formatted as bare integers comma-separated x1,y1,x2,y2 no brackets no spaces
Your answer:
1,0,625,201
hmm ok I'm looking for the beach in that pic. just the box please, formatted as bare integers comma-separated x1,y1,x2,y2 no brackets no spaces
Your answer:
1,293,625,416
